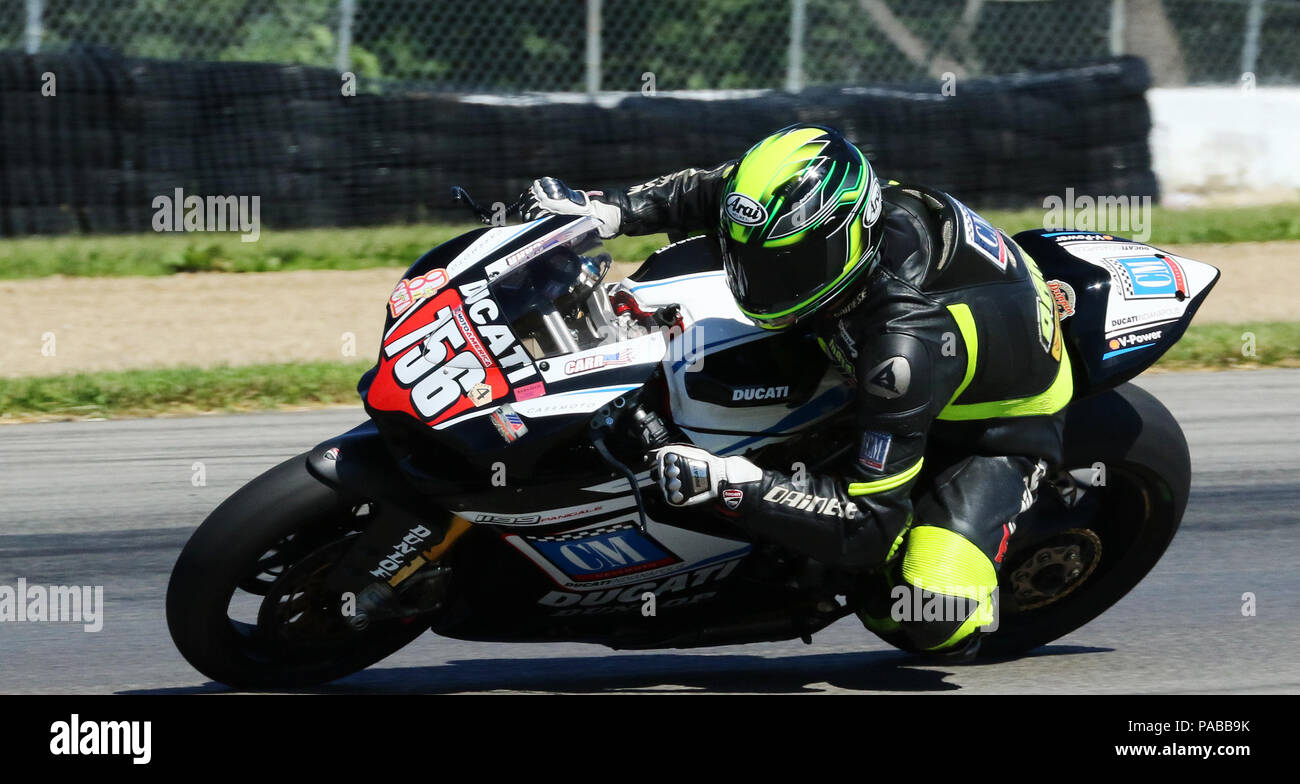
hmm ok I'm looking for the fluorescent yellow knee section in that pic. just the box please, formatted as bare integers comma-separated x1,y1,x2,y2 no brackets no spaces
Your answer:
900,525,999,650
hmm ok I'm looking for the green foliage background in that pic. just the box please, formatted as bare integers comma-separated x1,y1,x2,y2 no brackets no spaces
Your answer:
8,1,1296,89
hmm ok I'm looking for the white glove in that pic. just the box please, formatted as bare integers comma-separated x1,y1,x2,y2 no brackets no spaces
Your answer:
650,444,763,507
521,177,623,239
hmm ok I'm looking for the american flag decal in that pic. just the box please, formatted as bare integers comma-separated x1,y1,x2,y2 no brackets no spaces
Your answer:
490,405,528,442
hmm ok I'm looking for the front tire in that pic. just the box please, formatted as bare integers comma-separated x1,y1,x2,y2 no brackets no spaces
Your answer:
166,454,430,689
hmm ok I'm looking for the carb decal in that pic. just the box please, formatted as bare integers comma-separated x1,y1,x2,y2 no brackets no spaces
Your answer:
564,348,633,375
505,516,751,591
368,282,539,426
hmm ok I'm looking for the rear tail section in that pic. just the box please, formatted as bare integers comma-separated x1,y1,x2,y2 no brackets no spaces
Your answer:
1013,230,1220,397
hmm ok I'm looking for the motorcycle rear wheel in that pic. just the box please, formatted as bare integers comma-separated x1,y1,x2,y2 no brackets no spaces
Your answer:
977,382,1191,658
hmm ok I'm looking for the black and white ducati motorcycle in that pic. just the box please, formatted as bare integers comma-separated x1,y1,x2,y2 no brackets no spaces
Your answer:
167,194,1219,688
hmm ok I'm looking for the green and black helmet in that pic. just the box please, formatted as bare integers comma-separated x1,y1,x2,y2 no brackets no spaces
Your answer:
718,124,884,330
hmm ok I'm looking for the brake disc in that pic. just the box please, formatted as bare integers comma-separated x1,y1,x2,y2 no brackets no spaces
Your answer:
1005,528,1103,611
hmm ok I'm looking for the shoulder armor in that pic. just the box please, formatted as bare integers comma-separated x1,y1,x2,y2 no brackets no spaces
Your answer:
892,184,1019,289
856,331,933,417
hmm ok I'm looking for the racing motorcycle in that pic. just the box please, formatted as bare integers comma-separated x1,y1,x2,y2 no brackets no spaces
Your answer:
167,189,1219,688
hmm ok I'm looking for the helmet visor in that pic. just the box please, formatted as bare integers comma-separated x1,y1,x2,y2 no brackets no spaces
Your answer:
721,229,850,328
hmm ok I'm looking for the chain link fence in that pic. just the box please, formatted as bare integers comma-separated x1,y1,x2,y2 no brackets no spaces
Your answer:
1,0,1297,91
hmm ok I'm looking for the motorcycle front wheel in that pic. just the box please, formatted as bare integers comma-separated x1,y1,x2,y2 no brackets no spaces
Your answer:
166,454,433,689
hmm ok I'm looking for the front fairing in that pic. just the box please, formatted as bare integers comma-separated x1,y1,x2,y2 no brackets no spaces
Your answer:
361,215,666,477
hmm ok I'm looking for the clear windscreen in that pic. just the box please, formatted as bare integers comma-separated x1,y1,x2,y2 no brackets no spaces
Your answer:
490,221,615,361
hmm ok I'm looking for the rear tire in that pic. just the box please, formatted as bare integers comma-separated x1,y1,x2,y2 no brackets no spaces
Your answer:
166,454,430,689
978,382,1190,658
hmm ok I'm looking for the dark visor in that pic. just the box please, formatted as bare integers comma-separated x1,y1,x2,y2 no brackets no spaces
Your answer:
721,230,848,319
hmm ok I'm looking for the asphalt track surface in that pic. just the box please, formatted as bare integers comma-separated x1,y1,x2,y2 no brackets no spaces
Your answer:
1,369,1296,694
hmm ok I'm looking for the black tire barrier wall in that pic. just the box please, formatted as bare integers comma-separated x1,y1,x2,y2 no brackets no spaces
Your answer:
0,53,1155,236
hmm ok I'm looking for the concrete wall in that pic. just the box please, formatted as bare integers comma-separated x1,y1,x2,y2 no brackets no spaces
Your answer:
1149,87,1300,199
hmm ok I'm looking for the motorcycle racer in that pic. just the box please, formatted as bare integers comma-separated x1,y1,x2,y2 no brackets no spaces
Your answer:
519,124,1070,657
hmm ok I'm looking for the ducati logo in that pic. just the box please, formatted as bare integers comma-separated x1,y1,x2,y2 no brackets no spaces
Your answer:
722,488,743,510
865,356,910,399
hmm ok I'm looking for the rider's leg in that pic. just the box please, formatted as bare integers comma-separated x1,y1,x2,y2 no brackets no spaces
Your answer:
869,454,1046,654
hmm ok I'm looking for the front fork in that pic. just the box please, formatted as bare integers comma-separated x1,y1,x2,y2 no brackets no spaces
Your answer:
303,430,474,631
340,515,473,631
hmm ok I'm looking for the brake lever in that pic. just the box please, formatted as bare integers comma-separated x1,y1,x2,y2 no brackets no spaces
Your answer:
450,186,494,225
451,186,527,226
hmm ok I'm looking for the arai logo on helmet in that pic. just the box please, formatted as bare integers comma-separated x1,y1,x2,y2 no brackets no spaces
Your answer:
725,193,768,226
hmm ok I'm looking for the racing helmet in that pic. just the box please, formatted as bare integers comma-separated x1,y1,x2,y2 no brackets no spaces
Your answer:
718,124,884,330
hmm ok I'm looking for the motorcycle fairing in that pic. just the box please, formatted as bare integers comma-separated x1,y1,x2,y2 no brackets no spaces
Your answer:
363,215,666,467
500,511,751,592
1013,230,1220,395
610,236,855,455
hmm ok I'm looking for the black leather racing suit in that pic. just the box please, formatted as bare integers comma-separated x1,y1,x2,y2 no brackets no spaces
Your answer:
595,163,1072,652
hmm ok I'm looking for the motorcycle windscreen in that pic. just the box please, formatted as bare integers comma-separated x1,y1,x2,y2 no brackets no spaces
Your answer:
489,243,613,361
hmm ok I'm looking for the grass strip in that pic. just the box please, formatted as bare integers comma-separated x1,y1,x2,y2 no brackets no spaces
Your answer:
1,202,1297,280
1,323,1293,422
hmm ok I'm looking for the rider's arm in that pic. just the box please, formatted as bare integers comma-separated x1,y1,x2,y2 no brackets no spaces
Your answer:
596,160,736,236
717,323,964,572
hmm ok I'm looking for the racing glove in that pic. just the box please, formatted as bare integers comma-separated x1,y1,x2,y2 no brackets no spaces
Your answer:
650,444,763,507
519,177,623,238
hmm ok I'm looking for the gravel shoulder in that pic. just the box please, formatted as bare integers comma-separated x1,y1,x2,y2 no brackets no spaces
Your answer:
0,243,1294,378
